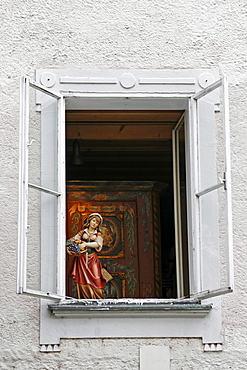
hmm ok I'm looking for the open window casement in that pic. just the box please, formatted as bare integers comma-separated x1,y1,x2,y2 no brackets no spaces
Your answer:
17,77,66,300
187,77,234,300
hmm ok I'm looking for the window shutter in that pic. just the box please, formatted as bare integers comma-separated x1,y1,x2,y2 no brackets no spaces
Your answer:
189,77,233,300
17,77,66,300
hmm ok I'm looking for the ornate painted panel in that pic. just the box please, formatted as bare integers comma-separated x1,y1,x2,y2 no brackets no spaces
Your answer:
66,182,165,299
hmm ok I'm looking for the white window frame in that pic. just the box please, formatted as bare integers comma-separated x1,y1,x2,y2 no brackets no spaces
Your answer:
17,69,233,350
17,77,66,300
188,77,234,299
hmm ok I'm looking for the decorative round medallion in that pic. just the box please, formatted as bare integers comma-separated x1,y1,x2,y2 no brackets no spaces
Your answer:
40,72,56,88
119,73,136,89
198,73,215,89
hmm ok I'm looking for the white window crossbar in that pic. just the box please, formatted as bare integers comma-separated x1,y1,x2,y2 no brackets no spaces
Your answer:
29,80,62,99
190,287,233,300
22,288,64,300
192,78,223,100
28,183,61,197
195,177,225,197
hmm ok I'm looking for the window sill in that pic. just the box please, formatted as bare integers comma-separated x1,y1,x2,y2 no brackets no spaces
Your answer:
48,298,212,318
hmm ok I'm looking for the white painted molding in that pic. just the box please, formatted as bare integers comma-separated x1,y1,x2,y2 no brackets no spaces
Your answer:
204,343,223,352
139,77,195,85
37,69,219,96
36,68,224,349
59,77,117,84
40,344,61,353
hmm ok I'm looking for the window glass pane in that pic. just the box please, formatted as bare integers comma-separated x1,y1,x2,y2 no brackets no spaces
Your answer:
26,187,41,291
28,87,58,192
26,188,58,292
40,192,58,292
28,86,41,187
197,89,225,192
199,187,228,291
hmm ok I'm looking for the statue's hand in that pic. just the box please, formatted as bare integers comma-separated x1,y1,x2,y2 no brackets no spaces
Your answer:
79,242,87,251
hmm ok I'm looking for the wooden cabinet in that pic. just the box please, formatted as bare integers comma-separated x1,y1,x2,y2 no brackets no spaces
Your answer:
66,181,166,298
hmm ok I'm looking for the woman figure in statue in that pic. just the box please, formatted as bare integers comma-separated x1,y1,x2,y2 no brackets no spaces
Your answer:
67,213,106,299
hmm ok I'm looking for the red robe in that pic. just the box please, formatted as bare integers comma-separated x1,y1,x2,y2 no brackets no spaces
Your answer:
67,228,106,299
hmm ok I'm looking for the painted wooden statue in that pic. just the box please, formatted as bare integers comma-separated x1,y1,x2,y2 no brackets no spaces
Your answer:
66,213,106,299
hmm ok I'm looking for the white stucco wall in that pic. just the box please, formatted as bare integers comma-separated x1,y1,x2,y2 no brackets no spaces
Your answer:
0,0,247,369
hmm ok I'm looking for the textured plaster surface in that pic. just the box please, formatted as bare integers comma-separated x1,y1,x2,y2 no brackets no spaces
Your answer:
0,0,247,369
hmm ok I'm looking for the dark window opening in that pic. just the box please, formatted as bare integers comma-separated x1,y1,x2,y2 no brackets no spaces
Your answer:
66,110,189,299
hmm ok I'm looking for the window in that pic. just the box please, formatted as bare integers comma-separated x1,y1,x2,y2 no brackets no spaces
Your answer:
18,78,65,299
17,70,233,349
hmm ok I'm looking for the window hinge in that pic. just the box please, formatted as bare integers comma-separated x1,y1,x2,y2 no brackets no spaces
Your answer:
223,172,227,190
